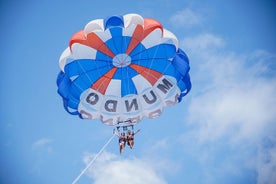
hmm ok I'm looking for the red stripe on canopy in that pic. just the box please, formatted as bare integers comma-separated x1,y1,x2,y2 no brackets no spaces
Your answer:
130,64,162,85
91,67,117,94
126,18,163,55
70,30,115,58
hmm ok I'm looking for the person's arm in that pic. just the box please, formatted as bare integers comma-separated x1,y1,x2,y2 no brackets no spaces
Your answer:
134,129,141,135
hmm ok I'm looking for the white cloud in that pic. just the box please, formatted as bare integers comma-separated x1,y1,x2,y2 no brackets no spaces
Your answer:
183,33,276,143
32,138,53,153
188,81,276,143
179,32,276,183
83,151,167,184
182,33,225,52
256,136,276,184
32,138,53,149
170,8,202,27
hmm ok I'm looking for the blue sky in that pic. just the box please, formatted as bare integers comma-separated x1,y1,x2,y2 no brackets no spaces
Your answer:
1,0,276,184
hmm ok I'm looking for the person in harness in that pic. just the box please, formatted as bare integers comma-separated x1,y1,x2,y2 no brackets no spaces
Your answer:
117,132,126,154
114,120,140,154
126,129,140,149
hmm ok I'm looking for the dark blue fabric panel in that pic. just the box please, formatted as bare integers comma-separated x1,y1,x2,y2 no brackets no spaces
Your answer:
96,51,113,61
57,71,70,98
67,93,79,109
178,73,192,100
106,27,123,55
177,79,186,92
64,59,111,78
56,71,65,86
72,74,93,90
163,62,182,81
72,65,112,87
93,63,114,77
111,67,138,96
57,71,80,115
128,43,146,58
64,59,113,97
70,80,86,98
131,44,176,60
62,99,79,115
109,27,123,37
105,37,123,55
121,76,137,96
121,36,131,54
112,66,138,80
104,15,124,29
172,49,190,76
105,35,132,55
183,73,192,93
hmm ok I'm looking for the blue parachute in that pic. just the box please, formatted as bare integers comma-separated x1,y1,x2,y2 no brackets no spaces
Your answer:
57,13,191,125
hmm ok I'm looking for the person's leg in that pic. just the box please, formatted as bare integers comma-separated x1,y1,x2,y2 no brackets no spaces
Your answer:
120,144,123,154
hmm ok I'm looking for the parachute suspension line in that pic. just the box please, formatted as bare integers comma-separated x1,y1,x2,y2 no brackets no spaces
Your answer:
72,133,116,184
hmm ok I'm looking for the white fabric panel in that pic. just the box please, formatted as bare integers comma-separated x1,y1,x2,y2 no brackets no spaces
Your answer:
100,95,121,125
163,29,178,49
153,75,180,106
59,47,71,72
121,94,143,122
77,75,181,124
138,87,163,119
71,44,97,60
132,75,163,118
122,24,137,37
59,45,98,72
84,19,104,35
78,88,103,120
141,29,163,49
104,79,121,96
92,29,112,42
132,74,152,93
141,29,178,50
123,14,144,28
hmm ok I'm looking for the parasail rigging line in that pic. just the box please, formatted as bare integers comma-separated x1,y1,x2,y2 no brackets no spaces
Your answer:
72,133,116,184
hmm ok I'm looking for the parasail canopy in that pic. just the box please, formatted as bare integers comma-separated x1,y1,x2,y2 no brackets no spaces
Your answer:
57,13,191,125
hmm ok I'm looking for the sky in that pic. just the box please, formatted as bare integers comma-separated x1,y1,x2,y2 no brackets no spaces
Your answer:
1,0,276,184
